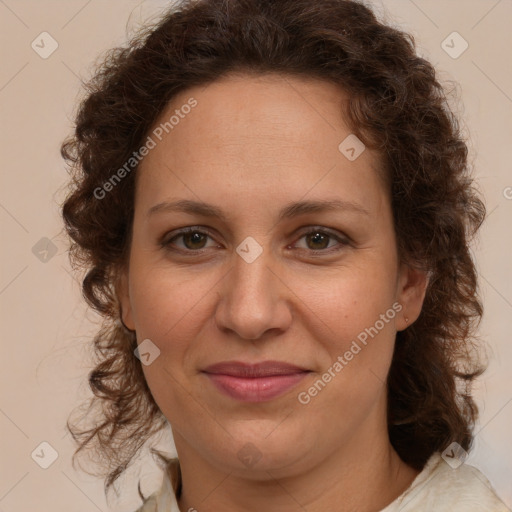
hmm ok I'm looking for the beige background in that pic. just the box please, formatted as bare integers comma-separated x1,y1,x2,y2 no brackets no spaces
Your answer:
0,0,511,510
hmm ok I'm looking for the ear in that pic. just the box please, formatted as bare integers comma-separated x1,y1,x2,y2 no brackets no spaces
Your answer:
115,268,136,331
395,263,430,331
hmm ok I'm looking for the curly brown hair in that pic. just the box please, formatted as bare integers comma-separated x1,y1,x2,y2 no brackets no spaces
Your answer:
61,0,486,499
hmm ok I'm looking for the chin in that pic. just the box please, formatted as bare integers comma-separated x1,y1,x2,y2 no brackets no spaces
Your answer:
217,427,313,475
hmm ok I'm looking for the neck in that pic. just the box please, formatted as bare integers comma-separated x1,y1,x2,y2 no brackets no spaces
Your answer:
173,419,419,512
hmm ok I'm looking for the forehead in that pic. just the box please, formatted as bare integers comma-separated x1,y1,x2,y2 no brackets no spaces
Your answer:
134,72,387,216
161,72,351,149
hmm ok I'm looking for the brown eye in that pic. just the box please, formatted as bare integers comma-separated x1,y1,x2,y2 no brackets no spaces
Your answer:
293,227,350,254
181,231,208,250
305,231,331,250
161,228,217,253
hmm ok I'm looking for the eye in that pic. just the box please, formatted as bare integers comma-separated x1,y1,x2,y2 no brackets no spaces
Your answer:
160,226,350,255
161,227,219,252
291,227,350,254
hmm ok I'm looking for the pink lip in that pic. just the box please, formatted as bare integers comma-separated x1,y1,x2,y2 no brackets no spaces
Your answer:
202,360,311,402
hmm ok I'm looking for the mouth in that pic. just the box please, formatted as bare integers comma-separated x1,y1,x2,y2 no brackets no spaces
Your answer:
201,360,311,402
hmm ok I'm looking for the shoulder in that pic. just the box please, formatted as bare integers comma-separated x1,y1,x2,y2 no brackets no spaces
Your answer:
132,456,181,512
133,493,158,512
384,453,510,512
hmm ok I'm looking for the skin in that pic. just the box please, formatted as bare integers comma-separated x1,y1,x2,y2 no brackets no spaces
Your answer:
118,73,429,512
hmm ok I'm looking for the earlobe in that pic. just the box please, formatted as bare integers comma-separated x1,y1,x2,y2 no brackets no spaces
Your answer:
119,304,135,333
396,264,430,331
115,271,136,331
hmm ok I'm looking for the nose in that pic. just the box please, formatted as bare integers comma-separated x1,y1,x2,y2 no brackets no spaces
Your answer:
214,250,293,341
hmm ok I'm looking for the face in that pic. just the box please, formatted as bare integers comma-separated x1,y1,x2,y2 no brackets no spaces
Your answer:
119,73,428,479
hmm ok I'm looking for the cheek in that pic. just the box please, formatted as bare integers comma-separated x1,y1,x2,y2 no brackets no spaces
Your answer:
294,293,397,444
294,260,398,340
129,266,218,418
128,262,221,354
289,258,399,409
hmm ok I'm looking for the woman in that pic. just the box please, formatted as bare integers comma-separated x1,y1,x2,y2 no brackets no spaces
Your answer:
60,0,509,510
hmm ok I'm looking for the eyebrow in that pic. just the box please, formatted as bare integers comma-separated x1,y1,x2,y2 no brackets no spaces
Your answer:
147,198,370,222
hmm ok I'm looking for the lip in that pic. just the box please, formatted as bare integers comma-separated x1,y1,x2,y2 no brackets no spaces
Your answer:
202,360,311,402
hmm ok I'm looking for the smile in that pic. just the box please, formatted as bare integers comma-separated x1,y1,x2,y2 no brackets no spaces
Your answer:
202,360,311,402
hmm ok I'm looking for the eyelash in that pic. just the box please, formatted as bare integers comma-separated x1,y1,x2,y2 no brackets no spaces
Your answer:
160,226,351,256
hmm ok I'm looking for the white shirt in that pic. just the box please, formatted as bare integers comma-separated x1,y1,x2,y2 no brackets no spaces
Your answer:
136,452,510,511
